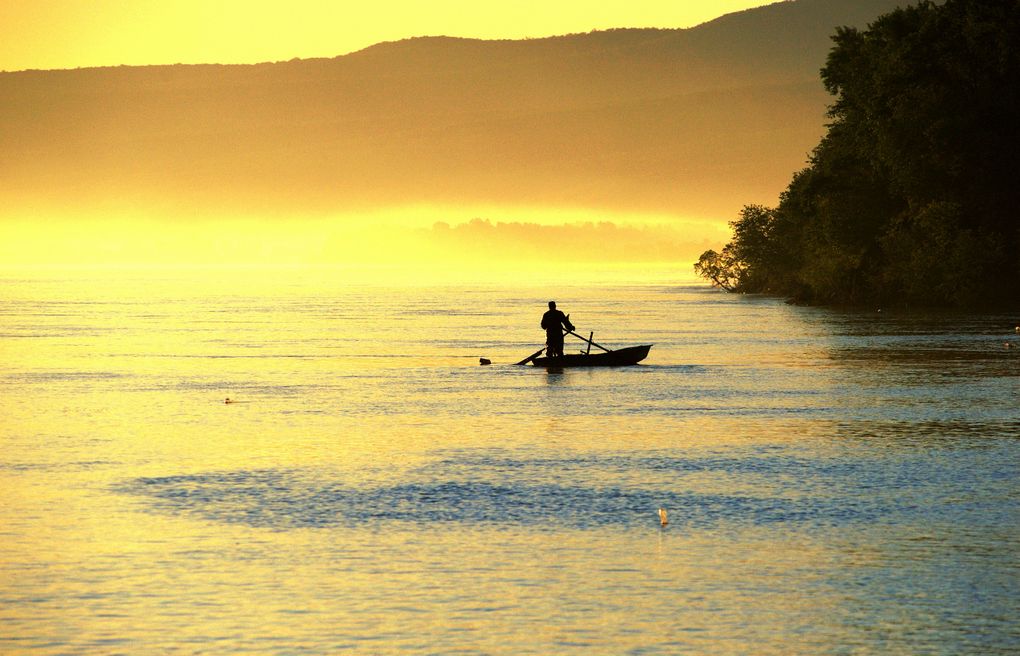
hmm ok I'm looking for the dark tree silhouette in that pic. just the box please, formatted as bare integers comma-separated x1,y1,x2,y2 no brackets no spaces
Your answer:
697,0,1020,307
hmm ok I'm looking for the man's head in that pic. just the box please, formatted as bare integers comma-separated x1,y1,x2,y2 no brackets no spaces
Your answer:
548,301,556,310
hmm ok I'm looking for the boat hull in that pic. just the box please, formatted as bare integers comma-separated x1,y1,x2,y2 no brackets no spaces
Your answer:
531,344,651,367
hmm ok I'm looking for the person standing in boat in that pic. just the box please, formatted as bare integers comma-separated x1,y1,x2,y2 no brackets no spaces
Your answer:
541,301,574,358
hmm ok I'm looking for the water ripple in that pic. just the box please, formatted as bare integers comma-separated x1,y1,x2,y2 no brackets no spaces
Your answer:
120,468,884,531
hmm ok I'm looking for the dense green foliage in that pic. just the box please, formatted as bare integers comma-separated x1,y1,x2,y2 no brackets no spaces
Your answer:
696,0,1020,307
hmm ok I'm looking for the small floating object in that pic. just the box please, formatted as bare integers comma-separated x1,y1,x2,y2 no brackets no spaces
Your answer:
658,507,668,526
479,358,491,366
224,397,234,404
1015,326,1019,334
1006,343,1014,349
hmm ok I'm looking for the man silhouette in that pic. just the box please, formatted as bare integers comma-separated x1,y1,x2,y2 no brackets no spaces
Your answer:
541,301,574,358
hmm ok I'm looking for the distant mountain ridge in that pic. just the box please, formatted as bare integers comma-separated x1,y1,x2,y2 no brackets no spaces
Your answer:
0,0,903,219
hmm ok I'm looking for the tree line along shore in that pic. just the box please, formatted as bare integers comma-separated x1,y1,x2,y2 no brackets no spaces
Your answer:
696,0,1019,309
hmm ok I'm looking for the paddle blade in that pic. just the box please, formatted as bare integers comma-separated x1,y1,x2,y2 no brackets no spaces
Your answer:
515,348,545,366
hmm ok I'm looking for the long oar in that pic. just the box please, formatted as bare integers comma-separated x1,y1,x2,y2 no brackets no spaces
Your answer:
566,329,613,353
515,347,546,366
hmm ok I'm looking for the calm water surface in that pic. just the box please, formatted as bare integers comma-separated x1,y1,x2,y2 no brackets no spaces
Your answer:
1,269,1018,654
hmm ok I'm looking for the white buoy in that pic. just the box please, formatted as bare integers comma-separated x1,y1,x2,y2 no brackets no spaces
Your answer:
658,507,668,526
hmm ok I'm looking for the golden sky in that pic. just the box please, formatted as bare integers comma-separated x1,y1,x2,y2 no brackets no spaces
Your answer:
1,0,768,72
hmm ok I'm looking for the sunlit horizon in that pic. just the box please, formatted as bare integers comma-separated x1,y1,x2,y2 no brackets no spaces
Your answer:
0,203,721,284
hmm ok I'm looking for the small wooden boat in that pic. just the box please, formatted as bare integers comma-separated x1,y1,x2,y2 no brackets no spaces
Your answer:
514,327,651,368
531,344,652,368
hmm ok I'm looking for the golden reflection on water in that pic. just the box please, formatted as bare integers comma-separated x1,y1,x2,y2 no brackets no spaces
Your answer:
1,477,863,653
1,267,1018,653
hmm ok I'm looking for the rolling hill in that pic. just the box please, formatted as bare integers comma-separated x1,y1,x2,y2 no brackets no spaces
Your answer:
0,0,903,221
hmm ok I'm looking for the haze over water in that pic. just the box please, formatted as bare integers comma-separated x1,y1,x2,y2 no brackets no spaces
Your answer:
1,267,1017,654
